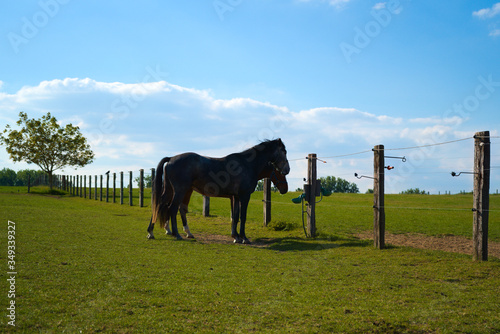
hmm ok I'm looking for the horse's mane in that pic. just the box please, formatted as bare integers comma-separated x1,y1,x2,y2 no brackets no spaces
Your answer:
235,138,283,157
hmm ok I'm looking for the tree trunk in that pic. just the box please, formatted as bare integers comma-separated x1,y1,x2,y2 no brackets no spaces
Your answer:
48,171,53,189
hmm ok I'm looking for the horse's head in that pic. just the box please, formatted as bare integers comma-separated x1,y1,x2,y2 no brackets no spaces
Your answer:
270,169,288,194
270,138,290,176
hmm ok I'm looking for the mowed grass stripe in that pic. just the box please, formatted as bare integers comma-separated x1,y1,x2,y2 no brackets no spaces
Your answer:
0,189,499,332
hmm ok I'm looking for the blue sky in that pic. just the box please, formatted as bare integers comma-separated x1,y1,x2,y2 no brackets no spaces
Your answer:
1,0,499,193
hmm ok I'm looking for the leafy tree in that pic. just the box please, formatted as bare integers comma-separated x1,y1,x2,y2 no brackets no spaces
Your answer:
400,188,428,195
135,175,153,188
16,169,46,186
0,168,17,186
319,176,359,193
0,112,94,189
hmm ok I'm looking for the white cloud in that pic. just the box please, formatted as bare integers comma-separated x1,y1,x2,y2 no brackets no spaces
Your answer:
0,77,478,193
373,2,386,10
473,3,500,19
489,29,500,37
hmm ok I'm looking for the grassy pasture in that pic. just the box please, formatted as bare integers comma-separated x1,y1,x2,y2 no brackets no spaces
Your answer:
1,187,499,333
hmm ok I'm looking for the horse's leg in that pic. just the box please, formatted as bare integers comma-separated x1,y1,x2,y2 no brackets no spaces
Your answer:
168,192,184,240
231,196,242,243
239,194,252,244
181,189,194,238
147,216,155,239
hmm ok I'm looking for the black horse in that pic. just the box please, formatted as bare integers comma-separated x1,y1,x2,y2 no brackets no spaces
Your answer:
148,139,290,244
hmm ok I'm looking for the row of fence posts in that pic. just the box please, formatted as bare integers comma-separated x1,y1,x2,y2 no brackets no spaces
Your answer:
53,131,492,261
305,130,492,261
56,169,156,208
55,168,275,225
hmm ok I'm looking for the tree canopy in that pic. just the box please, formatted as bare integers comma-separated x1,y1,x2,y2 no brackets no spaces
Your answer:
0,112,94,188
319,176,359,193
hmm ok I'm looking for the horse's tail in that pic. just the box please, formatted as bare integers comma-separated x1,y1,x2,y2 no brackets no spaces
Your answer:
151,157,171,228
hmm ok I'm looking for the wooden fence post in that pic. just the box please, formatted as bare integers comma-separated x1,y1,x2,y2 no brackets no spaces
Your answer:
203,196,210,217
94,175,97,200
84,175,86,199
113,173,116,203
307,153,317,238
106,173,110,202
76,175,79,196
263,178,271,226
373,145,385,249
139,169,144,208
100,175,103,201
473,131,490,261
87,175,90,198
129,171,133,206
120,172,124,205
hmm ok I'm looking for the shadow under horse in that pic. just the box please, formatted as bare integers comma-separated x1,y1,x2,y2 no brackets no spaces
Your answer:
147,139,290,244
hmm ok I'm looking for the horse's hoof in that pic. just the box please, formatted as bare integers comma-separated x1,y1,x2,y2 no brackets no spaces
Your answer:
186,234,195,239
165,231,172,236
175,235,183,240
233,238,242,244
147,234,155,240
242,238,252,245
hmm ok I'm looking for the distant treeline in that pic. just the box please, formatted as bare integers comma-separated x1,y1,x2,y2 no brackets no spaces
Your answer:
0,168,46,186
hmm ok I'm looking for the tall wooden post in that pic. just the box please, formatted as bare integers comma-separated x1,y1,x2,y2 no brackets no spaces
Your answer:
106,173,110,202
203,196,210,217
94,175,97,200
307,153,317,238
373,145,385,249
129,171,133,206
113,173,116,203
76,175,79,196
88,175,91,199
83,175,86,199
263,178,271,226
473,131,490,261
100,175,103,201
120,172,124,205
139,169,144,208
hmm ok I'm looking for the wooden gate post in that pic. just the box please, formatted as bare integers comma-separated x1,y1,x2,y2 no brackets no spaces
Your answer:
373,145,385,249
139,169,144,208
473,131,490,261
307,153,317,238
263,178,271,226
203,196,210,217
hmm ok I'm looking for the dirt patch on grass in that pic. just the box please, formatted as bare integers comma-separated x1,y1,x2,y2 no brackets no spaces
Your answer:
356,231,500,259
193,232,500,258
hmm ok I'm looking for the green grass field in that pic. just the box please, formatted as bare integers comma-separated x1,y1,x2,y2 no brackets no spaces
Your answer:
1,187,499,333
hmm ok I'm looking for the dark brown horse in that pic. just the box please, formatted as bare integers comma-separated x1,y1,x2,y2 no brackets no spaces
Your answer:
147,139,290,244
